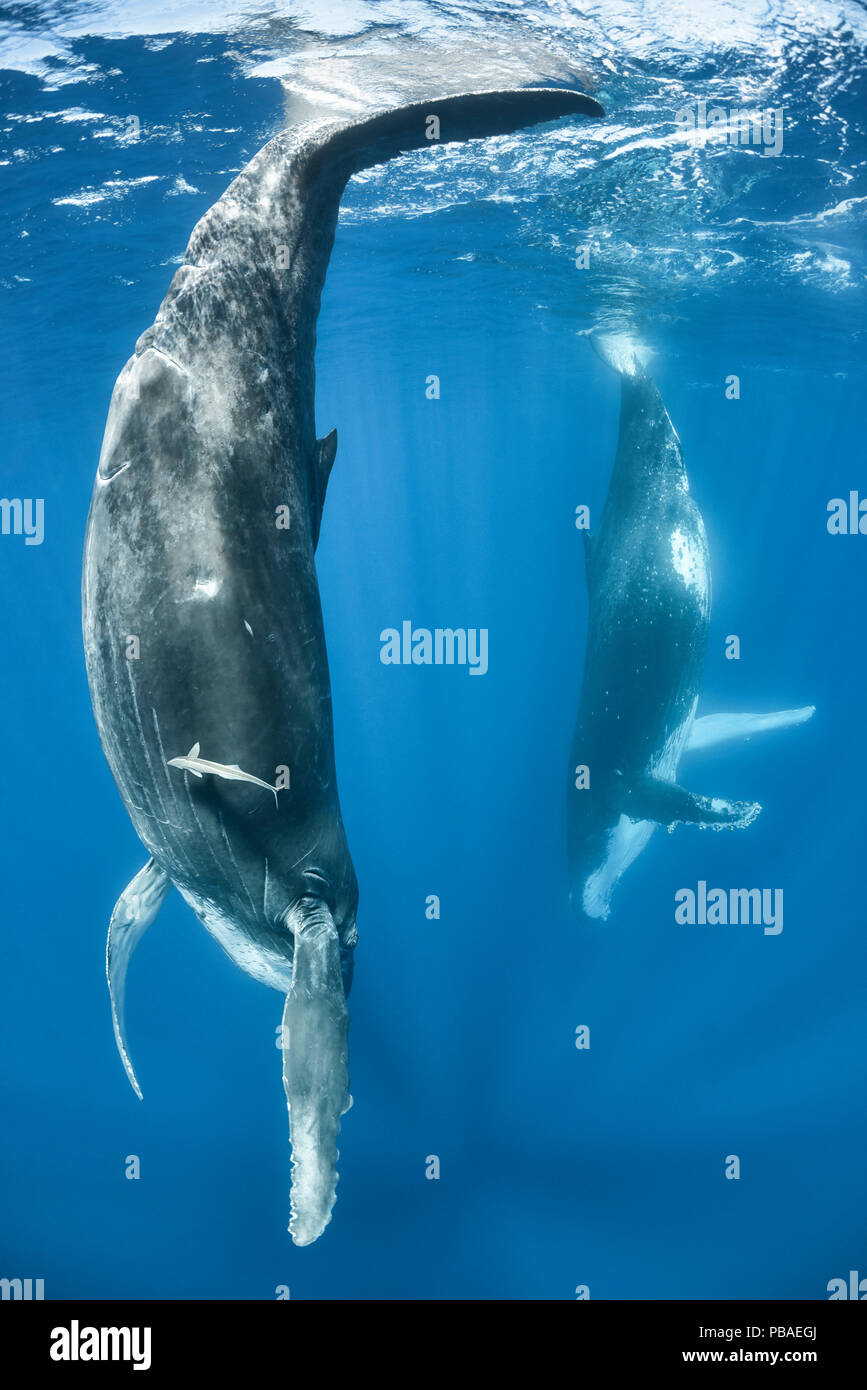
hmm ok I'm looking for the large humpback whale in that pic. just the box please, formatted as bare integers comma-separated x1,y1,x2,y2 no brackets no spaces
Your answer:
568,335,814,920
82,87,604,1245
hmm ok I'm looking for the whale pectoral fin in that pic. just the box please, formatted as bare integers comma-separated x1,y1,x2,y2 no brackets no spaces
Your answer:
281,898,351,1246
625,776,761,830
686,706,815,754
106,858,172,1100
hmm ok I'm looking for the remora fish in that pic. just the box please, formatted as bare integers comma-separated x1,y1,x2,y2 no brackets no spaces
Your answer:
167,743,281,808
82,87,604,1244
568,334,814,920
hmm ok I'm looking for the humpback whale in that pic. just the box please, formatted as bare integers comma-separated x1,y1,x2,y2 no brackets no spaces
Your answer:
568,335,814,920
82,87,604,1245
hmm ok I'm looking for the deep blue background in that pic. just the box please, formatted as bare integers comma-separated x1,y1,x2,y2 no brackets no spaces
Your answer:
1,27,865,1299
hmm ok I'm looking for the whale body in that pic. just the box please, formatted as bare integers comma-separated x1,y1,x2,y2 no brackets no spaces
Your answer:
567,335,814,920
82,87,604,1244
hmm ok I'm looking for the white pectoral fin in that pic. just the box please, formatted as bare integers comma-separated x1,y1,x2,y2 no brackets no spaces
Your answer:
106,858,171,1100
281,899,350,1247
686,706,815,754
581,815,656,920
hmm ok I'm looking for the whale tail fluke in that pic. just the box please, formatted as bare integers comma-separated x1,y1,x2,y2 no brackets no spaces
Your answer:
185,85,604,299
281,899,351,1247
106,858,172,1100
312,88,604,183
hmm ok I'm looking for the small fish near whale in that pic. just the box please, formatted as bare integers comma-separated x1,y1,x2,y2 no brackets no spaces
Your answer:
167,743,283,809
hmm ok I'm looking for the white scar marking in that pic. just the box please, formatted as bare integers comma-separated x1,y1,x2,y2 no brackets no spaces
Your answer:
125,663,168,819
219,809,258,919
151,710,197,877
182,778,225,881
289,841,320,872
123,662,182,868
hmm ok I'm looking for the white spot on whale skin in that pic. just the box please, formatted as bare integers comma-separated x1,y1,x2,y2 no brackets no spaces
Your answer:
192,576,221,599
670,527,706,595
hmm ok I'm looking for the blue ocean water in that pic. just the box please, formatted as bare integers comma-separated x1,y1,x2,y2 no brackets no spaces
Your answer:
1,1,865,1300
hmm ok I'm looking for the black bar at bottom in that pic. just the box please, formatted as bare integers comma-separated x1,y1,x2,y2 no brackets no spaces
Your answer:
0,1299,863,1373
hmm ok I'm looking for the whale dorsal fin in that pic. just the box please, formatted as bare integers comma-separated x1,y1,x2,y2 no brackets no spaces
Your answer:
316,429,337,492
188,741,200,758
310,429,338,548
106,858,172,1100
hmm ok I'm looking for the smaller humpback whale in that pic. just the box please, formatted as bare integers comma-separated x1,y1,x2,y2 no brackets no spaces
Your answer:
167,743,281,807
568,334,814,920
